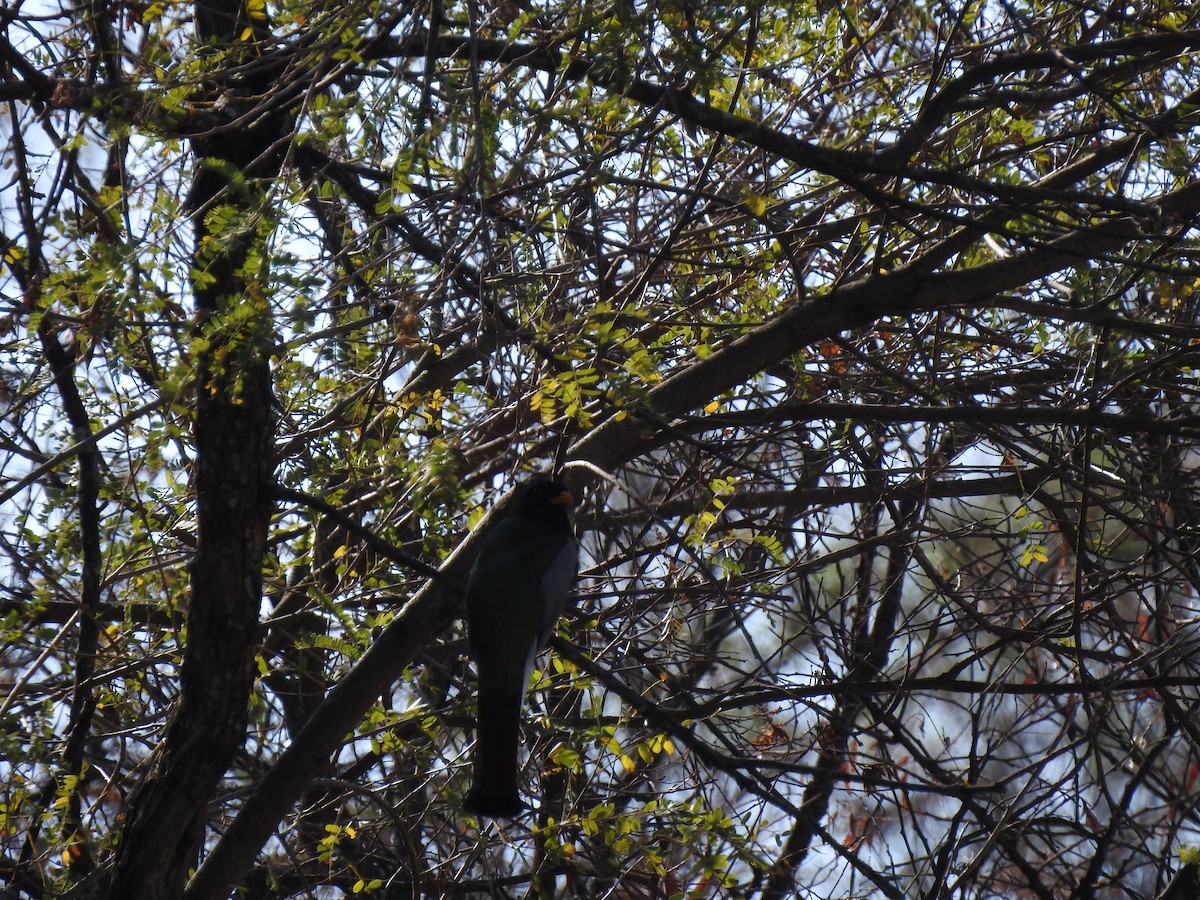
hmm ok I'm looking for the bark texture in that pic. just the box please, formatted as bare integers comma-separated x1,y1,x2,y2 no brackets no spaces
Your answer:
106,1,287,894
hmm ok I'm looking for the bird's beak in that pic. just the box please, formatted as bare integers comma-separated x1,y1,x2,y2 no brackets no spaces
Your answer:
549,490,575,507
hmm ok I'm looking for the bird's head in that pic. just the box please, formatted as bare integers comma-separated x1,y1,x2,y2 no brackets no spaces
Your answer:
514,478,576,526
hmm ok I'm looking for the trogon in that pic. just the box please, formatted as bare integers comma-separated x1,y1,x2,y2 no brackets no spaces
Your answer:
464,477,579,817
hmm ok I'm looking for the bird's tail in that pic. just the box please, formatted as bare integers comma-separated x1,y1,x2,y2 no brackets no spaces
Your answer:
465,688,524,818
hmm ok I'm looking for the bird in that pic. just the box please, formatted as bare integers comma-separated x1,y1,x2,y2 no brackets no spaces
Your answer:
464,477,579,818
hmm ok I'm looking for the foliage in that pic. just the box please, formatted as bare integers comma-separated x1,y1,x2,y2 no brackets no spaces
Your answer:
3,0,1200,897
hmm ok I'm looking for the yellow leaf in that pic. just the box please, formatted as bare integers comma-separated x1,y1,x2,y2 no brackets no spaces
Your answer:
743,193,770,216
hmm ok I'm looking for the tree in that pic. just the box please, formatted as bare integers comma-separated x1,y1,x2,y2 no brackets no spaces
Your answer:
3,0,1200,897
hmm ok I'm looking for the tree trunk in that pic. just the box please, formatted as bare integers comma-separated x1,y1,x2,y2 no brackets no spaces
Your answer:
105,1,286,895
